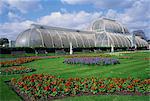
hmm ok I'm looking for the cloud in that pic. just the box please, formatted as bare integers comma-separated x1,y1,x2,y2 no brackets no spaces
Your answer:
105,9,119,19
120,0,150,23
1,0,42,14
7,11,23,21
0,20,34,40
105,0,150,39
60,8,67,13
61,0,89,5
123,0,150,39
0,1,3,14
0,0,149,40
61,0,135,9
0,11,102,40
0,0,7,15
38,11,102,29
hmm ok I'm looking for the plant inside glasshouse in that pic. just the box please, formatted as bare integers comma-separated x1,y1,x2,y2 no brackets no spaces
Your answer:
63,57,120,65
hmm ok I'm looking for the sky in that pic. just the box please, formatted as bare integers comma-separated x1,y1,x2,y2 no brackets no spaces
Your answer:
0,0,150,40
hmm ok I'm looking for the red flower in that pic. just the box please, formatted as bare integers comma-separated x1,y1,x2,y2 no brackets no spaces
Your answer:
52,88,57,92
109,84,114,88
23,85,28,90
37,84,42,87
18,82,23,86
30,79,35,82
44,86,50,91
51,81,57,85
99,85,105,88
65,81,71,87
118,85,122,88
133,79,139,83
127,85,133,89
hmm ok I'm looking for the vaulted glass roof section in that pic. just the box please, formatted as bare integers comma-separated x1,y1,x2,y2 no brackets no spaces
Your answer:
15,24,96,48
91,18,130,34
15,18,148,48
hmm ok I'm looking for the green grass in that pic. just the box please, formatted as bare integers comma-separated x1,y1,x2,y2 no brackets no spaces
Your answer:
0,51,150,101
21,57,149,79
55,95,150,101
0,53,56,58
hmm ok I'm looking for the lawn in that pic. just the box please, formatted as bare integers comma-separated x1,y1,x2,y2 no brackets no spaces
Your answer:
0,51,149,101
0,53,56,58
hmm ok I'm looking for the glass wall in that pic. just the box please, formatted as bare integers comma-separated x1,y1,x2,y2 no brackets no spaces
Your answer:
15,24,148,48
15,26,96,48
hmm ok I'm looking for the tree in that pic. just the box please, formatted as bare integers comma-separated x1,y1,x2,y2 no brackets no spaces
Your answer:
133,30,147,40
0,38,9,46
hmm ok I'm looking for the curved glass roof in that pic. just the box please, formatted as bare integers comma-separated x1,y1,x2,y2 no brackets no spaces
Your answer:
91,18,130,34
95,32,131,47
15,24,95,48
15,21,148,48
95,32,148,47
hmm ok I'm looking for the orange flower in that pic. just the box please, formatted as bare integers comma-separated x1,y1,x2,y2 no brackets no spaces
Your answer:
65,81,71,87
75,85,79,89
143,79,150,84
91,86,96,90
52,88,56,92
51,81,57,85
127,85,133,89
65,88,70,92
44,86,50,91
109,84,114,88
23,85,28,90
99,85,105,88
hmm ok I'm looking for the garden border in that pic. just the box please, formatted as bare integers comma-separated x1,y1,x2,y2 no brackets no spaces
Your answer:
5,80,150,101
1,68,36,75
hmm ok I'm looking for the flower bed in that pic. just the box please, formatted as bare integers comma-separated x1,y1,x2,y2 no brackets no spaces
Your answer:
118,56,132,59
63,54,111,58
144,58,150,60
0,66,35,75
9,74,150,100
63,57,120,65
0,57,39,67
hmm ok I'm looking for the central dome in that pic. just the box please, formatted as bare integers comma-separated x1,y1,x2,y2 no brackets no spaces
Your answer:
90,18,130,34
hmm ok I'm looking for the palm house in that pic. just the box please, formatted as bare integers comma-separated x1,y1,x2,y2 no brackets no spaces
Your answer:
15,18,148,49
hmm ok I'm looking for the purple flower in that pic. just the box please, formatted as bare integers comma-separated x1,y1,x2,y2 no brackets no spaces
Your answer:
63,57,120,66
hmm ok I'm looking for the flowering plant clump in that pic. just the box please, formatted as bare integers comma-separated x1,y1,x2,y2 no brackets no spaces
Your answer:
0,57,39,67
9,74,150,100
63,54,111,58
63,57,120,65
144,58,150,60
119,56,132,59
0,66,35,75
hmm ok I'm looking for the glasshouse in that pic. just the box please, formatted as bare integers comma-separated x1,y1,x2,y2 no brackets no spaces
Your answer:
15,18,148,49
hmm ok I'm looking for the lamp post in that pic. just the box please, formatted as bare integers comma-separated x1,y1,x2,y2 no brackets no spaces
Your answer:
69,42,73,55
111,44,114,52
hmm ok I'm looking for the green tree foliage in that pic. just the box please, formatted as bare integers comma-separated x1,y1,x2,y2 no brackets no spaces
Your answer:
0,38,9,45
